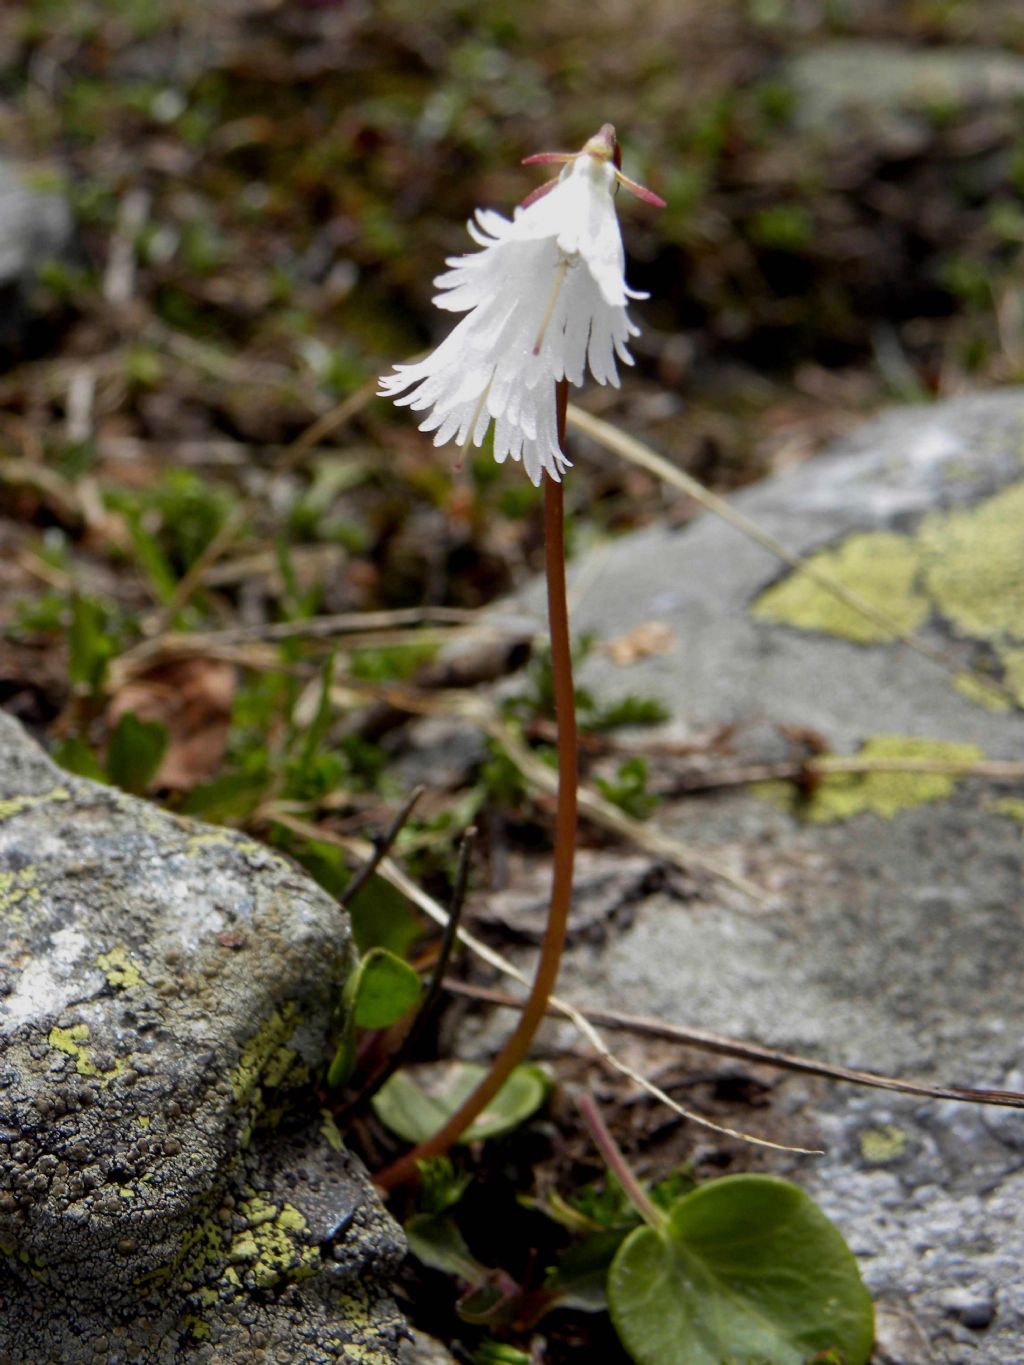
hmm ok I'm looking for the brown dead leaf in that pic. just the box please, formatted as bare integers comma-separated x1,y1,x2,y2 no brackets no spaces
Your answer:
599,620,676,666
108,657,235,790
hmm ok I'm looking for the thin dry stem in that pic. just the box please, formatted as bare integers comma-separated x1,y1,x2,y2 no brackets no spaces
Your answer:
339,786,426,908
444,980,1024,1112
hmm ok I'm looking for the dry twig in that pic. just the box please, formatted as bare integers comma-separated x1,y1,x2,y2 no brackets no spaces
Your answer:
443,980,1024,1111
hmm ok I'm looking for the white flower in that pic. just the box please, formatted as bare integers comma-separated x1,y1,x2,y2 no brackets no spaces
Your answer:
379,124,663,486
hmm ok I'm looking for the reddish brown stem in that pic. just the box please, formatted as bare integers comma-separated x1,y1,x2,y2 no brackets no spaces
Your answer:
375,381,578,1191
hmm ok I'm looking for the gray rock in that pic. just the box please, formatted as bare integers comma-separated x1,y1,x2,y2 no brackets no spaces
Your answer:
0,158,77,362
560,390,1024,760
0,713,406,1363
782,42,1024,150
517,391,1024,1360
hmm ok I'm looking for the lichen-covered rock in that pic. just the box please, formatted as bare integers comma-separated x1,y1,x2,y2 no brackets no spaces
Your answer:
0,714,406,1363
563,389,1024,755
516,391,1024,1362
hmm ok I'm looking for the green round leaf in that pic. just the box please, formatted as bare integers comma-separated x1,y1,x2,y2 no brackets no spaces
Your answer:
351,947,422,1029
371,1061,550,1145
608,1174,873,1365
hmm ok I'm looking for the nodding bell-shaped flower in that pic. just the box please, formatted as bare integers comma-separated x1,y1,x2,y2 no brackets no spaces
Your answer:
379,124,664,486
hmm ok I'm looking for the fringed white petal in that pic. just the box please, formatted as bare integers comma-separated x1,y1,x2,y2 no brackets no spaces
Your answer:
379,145,645,481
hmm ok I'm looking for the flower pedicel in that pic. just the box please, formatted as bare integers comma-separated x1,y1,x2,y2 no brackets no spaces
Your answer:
379,124,664,485
375,128,662,1190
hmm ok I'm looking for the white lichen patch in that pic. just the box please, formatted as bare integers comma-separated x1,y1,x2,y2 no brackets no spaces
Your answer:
0,928,100,1027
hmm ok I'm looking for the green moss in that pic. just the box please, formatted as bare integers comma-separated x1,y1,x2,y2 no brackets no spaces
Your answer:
919,482,1024,644
751,532,929,644
97,945,145,989
758,734,984,823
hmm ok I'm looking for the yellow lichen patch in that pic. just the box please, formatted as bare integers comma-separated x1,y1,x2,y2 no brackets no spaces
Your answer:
0,787,69,822
184,1317,211,1342
48,1022,125,1085
859,1124,909,1164
146,1209,224,1294
758,735,984,823
751,532,930,644
749,482,1024,711
919,482,1024,645
334,1339,404,1365
49,1023,96,1074
952,672,1012,712
997,647,1024,706
229,1004,310,1145
230,1005,299,1105
0,866,40,923
187,829,264,858
334,1286,408,1364
0,1241,46,1275
227,1195,320,1291
97,946,145,990
990,797,1024,828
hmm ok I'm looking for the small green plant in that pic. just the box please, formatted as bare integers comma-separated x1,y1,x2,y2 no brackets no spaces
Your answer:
371,1061,551,1146
608,1175,873,1365
55,711,167,795
502,636,669,736
595,756,658,820
327,946,423,1088
68,594,121,691
577,1095,873,1365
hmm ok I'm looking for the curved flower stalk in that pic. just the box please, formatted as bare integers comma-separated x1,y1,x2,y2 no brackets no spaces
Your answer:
374,129,662,1193
379,124,663,485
